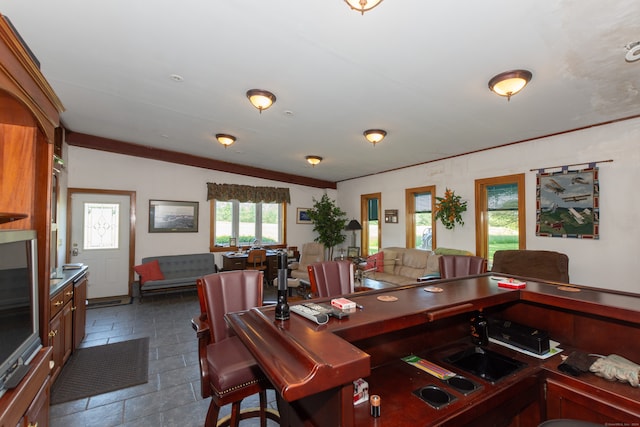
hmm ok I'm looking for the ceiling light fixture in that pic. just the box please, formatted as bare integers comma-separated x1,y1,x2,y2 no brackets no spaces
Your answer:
488,70,532,101
306,155,322,166
246,89,276,113
344,0,384,14
364,129,387,146
215,134,236,148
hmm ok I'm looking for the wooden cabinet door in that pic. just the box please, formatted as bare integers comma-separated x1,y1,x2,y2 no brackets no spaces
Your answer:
48,311,63,381
546,378,639,423
62,301,73,365
73,277,87,349
24,380,50,427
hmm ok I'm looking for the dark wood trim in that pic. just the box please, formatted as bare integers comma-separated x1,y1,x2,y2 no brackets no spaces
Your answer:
66,188,136,294
338,114,640,183
66,131,337,189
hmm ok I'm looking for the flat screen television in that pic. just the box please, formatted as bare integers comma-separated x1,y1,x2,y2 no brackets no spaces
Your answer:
0,230,42,397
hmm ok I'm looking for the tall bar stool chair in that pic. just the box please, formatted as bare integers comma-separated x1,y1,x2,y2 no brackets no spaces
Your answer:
307,260,354,298
193,270,279,427
438,255,487,279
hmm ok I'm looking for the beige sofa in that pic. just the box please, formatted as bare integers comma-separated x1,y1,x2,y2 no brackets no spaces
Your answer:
366,247,441,286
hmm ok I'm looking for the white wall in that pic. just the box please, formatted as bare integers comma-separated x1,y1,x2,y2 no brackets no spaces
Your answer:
67,147,334,267
67,117,640,293
337,118,640,294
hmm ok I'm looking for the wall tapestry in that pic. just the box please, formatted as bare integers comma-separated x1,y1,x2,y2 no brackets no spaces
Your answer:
536,167,599,239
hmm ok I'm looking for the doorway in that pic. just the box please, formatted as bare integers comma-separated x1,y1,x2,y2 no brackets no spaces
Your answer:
67,189,136,299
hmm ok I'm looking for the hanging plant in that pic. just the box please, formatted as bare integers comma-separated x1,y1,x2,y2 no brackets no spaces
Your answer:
434,188,468,230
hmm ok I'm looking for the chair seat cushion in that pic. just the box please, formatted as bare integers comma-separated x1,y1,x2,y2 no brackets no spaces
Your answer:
206,336,263,396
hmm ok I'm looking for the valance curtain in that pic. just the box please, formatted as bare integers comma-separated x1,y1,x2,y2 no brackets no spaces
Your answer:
206,182,290,204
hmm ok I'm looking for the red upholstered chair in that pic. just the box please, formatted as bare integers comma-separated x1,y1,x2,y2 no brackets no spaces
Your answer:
193,270,279,427
438,255,487,279
307,260,354,298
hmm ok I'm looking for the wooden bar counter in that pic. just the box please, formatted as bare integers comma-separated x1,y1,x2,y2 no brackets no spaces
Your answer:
226,275,640,426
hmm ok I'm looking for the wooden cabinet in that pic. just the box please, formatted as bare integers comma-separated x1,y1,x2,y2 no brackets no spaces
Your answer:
73,275,87,349
48,271,88,383
0,347,52,427
546,377,639,424
0,14,64,427
22,379,50,427
48,282,73,382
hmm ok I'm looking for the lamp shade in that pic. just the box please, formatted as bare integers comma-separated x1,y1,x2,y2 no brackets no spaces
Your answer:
345,219,362,231
364,129,387,145
488,70,532,101
246,89,276,112
344,0,384,14
306,155,322,166
215,134,236,147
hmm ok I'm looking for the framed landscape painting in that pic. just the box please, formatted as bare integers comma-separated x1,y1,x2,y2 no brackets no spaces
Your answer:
535,167,599,239
296,208,312,224
149,200,199,233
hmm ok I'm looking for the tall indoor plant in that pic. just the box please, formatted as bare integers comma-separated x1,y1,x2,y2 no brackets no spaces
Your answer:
306,194,348,260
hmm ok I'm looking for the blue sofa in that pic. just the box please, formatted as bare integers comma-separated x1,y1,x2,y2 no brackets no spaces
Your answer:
135,253,217,301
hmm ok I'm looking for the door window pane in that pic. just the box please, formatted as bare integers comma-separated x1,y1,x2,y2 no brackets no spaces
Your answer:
83,203,119,249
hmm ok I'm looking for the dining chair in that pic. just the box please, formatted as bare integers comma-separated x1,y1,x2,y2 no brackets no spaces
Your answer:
193,270,279,427
306,260,354,298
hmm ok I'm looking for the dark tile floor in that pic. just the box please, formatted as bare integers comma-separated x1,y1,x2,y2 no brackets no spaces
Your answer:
50,290,280,427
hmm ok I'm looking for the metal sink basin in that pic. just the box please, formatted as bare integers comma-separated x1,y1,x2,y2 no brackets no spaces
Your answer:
50,278,64,286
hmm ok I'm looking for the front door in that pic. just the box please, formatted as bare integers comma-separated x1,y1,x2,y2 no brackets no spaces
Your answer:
69,192,132,299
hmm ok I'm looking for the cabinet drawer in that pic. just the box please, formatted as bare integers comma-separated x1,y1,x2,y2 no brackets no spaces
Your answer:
50,283,73,317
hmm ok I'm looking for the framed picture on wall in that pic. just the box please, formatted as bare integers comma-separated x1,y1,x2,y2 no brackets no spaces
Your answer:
149,200,199,233
347,246,360,258
296,208,312,224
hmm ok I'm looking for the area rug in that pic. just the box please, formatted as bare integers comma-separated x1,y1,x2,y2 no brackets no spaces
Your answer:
51,337,149,405
87,296,132,309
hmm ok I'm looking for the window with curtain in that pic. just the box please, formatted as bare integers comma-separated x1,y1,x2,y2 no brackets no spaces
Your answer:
405,186,435,250
207,183,289,249
475,174,525,265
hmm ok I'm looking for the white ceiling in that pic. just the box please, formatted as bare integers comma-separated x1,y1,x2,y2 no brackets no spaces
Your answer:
2,1,639,184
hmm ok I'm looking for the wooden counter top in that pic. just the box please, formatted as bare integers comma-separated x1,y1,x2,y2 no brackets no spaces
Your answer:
226,274,640,425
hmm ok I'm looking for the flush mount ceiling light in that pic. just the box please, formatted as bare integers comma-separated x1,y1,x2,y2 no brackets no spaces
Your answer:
215,134,236,148
246,89,276,113
306,155,322,166
488,70,532,101
344,0,384,14
364,129,387,146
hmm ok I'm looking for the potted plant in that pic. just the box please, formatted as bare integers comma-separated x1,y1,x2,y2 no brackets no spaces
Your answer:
306,194,348,260
434,188,467,230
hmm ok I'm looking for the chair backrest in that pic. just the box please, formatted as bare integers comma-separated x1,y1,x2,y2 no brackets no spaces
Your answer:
439,255,486,279
196,270,263,343
491,250,569,283
246,249,267,266
307,260,354,298
297,242,325,271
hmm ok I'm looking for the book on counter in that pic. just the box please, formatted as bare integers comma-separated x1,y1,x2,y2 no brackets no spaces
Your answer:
497,278,526,289
62,263,84,270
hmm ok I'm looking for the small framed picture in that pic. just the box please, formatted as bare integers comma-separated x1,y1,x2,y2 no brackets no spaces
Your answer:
296,208,312,224
347,246,360,258
229,237,237,247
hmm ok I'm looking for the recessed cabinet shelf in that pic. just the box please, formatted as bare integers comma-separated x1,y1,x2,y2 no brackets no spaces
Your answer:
0,212,28,224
